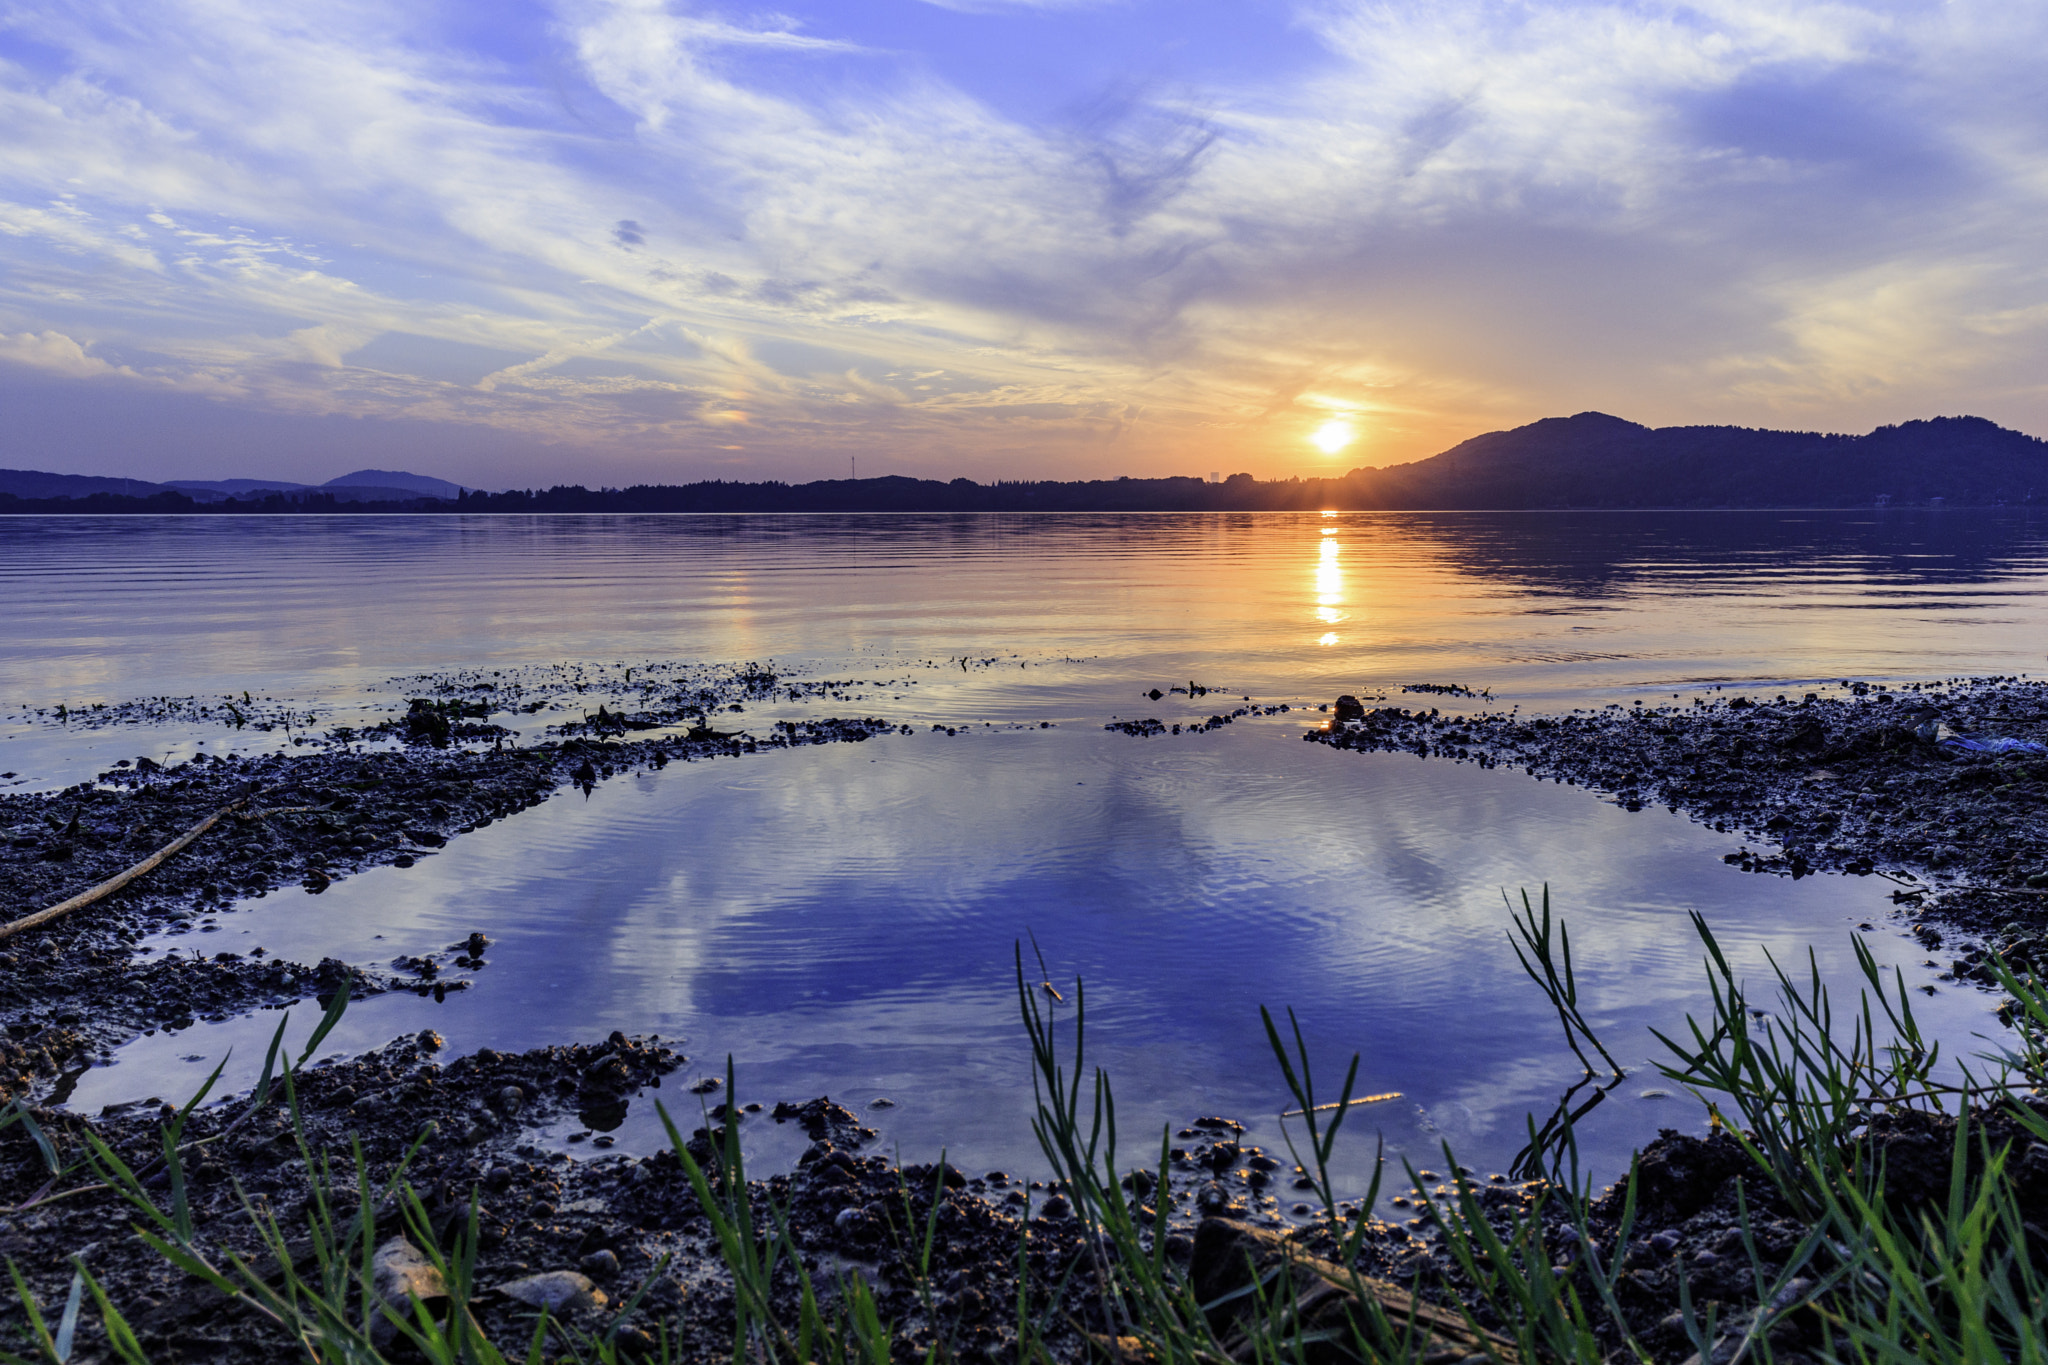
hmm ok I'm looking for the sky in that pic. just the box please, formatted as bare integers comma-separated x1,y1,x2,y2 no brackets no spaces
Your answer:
2,0,2045,489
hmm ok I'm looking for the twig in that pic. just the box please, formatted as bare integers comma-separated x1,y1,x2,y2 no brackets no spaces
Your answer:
0,786,265,941
1280,1091,1402,1118
2,1180,112,1216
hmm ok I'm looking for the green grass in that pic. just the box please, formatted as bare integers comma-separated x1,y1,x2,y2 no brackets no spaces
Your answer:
9,888,2048,1363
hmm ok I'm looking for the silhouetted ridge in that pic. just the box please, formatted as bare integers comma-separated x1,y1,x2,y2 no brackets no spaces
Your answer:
1349,413,2044,508
2,414,2042,513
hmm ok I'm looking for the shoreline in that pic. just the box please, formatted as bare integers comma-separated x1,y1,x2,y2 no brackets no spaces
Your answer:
1309,675,2048,954
0,709,902,1105
7,675,2048,1360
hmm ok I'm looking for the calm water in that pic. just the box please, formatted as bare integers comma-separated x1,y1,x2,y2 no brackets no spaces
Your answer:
6,510,2047,1194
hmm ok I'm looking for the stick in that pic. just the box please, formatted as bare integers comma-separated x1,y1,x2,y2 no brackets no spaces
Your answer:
1280,1091,1402,1118
0,790,262,942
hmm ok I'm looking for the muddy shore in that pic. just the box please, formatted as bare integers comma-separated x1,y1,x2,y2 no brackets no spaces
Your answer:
8,1022,2028,1365
2,1020,1390,1363
7,674,2048,1360
1309,676,2048,954
0,724,904,1103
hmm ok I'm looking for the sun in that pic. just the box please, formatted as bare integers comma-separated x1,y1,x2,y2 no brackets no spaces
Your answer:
1310,420,1355,456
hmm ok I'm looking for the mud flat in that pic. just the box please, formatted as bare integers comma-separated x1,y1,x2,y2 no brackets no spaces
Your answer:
1312,676,2048,954
8,999,2036,1364
6,674,2048,1361
2,1023,1378,1364
0,699,902,1103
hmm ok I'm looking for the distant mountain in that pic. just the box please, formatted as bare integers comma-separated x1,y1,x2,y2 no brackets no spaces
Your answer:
1342,412,2048,508
2,417,2042,514
0,466,463,510
0,469,170,500
440,414,2046,512
324,469,465,498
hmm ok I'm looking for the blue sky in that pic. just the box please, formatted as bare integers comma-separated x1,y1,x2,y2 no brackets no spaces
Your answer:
2,0,2044,487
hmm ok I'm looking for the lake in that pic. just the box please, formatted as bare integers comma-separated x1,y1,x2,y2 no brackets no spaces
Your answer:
5,509,2046,1195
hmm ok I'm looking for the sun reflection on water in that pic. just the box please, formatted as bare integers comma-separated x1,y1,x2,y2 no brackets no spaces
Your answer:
1314,527,1345,643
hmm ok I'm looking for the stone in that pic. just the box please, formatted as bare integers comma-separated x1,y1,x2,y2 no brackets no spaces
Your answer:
496,1270,608,1314
371,1237,447,1343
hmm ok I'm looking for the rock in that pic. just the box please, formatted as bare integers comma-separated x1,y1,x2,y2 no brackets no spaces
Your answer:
374,1236,448,1304
371,1236,447,1342
770,1096,873,1148
1332,695,1365,723
582,1056,631,1092
612,1326,656,1357
578,1248,620,1281
496,1270,608,1314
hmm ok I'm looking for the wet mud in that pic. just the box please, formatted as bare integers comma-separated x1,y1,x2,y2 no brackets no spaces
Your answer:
0,710,901,1103
12,1013,2028,1365
1308,676,2048,947
0,1029,1343,1363
8,671,2048,1359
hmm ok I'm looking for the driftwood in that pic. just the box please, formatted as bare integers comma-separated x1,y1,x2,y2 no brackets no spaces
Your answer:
0,787,282,942
1189,1218,1516,1365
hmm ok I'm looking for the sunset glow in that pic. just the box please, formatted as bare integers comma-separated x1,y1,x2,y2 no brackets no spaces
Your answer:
1311,421,1357,456
0,1,2039,488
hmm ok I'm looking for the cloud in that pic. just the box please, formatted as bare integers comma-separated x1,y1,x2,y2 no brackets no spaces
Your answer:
0,0,2043,485
0,329,135,379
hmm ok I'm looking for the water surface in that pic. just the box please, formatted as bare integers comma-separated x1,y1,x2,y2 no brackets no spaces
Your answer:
6,510,2044,1192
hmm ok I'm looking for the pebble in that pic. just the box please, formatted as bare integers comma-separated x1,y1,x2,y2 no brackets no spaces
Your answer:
496,1271,607,1314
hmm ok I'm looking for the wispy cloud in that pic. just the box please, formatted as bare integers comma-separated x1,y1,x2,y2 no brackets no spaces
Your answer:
0,0,2042,485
